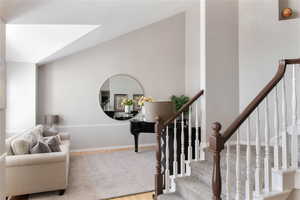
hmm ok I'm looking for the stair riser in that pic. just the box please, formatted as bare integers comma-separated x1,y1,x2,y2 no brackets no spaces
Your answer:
176,182,204,200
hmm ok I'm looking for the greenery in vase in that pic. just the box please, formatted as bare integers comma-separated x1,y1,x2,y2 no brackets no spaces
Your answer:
121,98,134,106
171,95,190,112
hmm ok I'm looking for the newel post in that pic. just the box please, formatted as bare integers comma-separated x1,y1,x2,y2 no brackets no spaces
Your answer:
209,122,224,200
154,117,163,199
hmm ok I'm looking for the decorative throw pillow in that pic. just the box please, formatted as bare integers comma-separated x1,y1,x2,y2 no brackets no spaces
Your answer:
43,129,59,137
43,136,61,152
36,125,44,135
31,128,43,141
22,132,38,148
11,139,30,155
30,140,51,154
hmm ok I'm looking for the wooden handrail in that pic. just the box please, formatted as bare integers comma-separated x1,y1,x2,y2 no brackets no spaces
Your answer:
154,89,204,199
222,58,300,142
163,90,204,128
209,58,300,200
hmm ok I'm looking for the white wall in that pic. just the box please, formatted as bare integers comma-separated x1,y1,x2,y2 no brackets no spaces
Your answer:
185,3,201,97
240,0,300,111
6,62,37,136
202,0,239,138
239,0,300,142
0,17,6,200
38,14,185,150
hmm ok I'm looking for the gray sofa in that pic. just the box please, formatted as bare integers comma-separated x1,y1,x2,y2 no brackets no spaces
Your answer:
5,125,70,197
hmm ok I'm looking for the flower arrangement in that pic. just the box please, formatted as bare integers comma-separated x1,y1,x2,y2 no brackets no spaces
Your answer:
138,96,154,106
121,98,134,106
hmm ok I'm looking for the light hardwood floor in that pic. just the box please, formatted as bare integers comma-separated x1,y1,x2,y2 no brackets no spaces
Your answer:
12,192,154,200
112,192,153,200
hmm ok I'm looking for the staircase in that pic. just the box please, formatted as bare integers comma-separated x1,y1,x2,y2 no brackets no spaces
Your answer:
155,58,300,200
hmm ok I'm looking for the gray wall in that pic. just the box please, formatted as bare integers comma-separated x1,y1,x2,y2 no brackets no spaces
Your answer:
185,4,201,97
203,0,239,138
38,14,186,150
6,62,37,136
239,0,300,143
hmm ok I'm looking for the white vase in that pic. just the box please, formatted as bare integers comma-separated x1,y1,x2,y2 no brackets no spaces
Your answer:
125,105,132,113
142,106,146,115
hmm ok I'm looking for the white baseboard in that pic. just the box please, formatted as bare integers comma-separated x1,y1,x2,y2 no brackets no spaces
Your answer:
70,143,156,153
58,123,129,129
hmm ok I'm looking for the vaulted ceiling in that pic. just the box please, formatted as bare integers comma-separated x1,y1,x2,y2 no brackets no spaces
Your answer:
0,0,198,64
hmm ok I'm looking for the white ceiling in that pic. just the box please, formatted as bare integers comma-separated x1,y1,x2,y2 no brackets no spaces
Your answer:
1,0,199,64
6,25,99,63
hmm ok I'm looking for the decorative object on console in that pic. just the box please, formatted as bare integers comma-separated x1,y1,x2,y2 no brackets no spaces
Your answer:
138,96,154,120
44,114,60,131
282,8,293,18
114,94,128,112
133,94,143,111
144,101,174,122
121,97,134,113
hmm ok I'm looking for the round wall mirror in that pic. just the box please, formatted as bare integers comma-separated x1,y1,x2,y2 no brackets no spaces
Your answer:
99,74,144,121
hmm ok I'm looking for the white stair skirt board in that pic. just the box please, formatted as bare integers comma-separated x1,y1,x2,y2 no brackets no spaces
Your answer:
272,169,296,192
253,190,292,200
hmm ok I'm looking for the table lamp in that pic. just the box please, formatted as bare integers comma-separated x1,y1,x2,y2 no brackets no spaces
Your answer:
144,101,174,122
44,114,60,131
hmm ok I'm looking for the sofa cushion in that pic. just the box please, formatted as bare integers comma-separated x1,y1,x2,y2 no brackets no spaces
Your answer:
43,136,61,152
30,140,51,154
11,139,30,155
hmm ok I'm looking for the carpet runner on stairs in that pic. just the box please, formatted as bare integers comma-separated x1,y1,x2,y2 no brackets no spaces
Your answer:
158,146,273,200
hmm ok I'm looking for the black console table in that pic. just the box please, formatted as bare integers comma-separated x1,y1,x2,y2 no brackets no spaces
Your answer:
130,119,199,151
130,120,155,152
130,119,201,174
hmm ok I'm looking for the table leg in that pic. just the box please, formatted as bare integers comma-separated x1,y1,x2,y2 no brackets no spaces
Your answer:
134,133,139,152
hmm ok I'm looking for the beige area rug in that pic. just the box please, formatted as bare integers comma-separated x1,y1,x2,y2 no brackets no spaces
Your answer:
29,148,155,200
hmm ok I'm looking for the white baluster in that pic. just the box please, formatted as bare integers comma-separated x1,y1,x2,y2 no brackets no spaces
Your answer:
188,106,192,162
226,141,231,200
245,118,253,200
264,97,271,192
273,86,280,170
235,129,241,200
200,98,206,161
180,113,185,176
292,64,298,168
186,106,192,175
195,102,200,161
282,76,288,169
254,107,262,196
165,127,170,192
173,119,178,177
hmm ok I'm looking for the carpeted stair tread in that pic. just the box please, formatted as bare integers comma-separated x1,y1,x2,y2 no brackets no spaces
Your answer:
190,147,261,199
175,175,211,200
158,192,184,200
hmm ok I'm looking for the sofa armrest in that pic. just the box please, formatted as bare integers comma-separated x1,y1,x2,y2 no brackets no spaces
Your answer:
59,132,70,141
6,152,66,167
